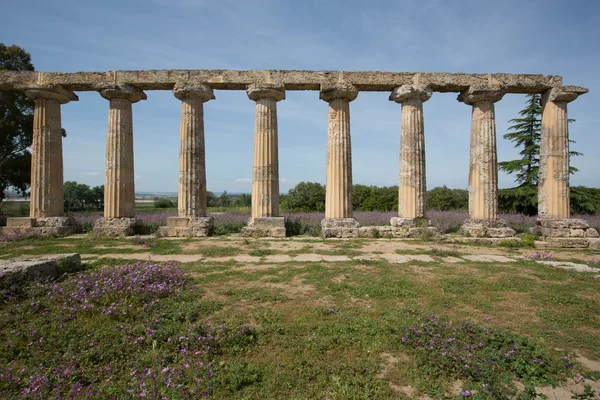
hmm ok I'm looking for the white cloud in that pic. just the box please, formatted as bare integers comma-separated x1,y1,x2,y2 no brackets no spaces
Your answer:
233,178,252,184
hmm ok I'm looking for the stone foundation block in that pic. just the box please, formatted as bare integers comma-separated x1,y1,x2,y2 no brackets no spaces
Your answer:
538,218,589,230
589,238,600,250
390,217,430,228
321,218,360,229
242,217,286,238
158,217,214,237
585,228,599,238
322,228,359,238
93,217,138,237
544,238,590,249
4,216,79,236
459,219,515,238
0,253,81,286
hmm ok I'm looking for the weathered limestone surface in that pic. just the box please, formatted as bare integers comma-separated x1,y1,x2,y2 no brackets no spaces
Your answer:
0,254,81,285
158,216,215,237
538,88,580,219
5,85,79,235
321,83,358,237
94,85,146,237
390,85,431,226
160,84,215,237
242,84,286,238
458,87,515,238
536,219,597,248
0,70,582,94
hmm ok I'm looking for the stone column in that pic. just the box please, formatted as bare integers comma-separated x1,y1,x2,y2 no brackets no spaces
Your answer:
458,87,515,238
536,88,598,246
160,84,215,237
94,85,146,237
5,85,79,235
389,85,432,230
320,83,359,238
242,84,286,237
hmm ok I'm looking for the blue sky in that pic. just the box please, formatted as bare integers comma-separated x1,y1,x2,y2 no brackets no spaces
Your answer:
2,0,599,193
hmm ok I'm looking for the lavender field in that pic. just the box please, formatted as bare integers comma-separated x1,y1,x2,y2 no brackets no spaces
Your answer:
73,210,600,236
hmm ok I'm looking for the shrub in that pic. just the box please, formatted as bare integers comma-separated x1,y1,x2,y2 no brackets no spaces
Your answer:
153,197,176,209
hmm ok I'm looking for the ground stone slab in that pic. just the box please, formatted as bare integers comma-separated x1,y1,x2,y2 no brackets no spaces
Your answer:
293,254,324,262
380,254,409,263
321,255,352,262
0,253,81,284
263,255,293,263
442,256,464,263
538,260,599,273
405,254,435,262
462,254,514,263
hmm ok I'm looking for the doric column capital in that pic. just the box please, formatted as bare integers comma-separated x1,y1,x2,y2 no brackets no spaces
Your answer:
98,84,147,103
542,87,580,104
173,83,215,102
320,83,358,102
24,85,78,104
247,83,285,102
390,84,432,103
457,86,506,105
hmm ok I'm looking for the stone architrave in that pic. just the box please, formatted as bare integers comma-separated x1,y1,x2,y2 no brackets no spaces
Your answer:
94,85,146,237
242,84,286,238
389,85,432,230
5,85,79,235
159,84,215,237
320,83,360,238
536,88,596,247
458,87,515,238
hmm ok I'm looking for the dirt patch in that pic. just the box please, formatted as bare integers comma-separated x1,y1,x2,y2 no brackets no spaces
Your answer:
262,276,317,298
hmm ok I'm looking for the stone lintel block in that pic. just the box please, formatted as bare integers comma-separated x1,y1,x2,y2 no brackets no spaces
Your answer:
0,253,81,285
457,86,506,105
98,84,147,103
321,218,360,229
460,219,515,238
35,216,79,228
322,227,359,238
159,217,214,237
390,217,430,228
24,85,78,104
242,217,286,238
389,84,432,103
570,229,585,238
537,218,589,230
246,83,285,101
543,87,580,104
6,217,36,227
166,217,193,228
93,217,138,237
173,83,215,102
585,228,599,238
545,238,590,249
319,83,358,102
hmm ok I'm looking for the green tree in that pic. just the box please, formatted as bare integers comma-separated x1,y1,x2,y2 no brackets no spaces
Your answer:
499,94,581,186
283,182,325,212
234,193,252,207
0,44,34,202
219,190,231,207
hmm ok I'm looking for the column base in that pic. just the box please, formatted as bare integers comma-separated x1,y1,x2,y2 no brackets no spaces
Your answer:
242,217,286,238
4,216,80,236
158,217,214,237
321,218,360,238
459,218,516,238
93,217,139,237
536,219,598,248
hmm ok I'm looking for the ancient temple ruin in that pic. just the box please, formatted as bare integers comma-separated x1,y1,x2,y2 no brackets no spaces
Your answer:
0,69,596,248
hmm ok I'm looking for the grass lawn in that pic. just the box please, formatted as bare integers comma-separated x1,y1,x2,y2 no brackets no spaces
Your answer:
1,236,600,399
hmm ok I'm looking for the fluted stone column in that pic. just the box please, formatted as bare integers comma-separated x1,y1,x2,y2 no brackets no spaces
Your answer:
458,87,515,238
242,84,286,238
94,85,146,237
536,88,597,245
160,84,215,237
5,86,79,235
389,85,431,229
320,83,359,238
